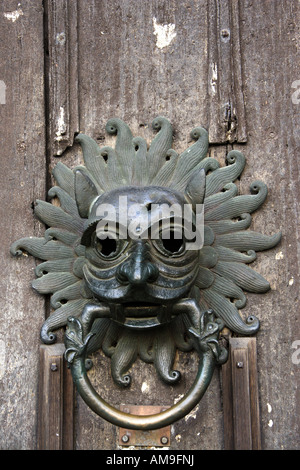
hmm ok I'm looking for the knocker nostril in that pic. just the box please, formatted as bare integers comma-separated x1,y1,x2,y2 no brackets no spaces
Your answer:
116,264,130,285
146,263,159,282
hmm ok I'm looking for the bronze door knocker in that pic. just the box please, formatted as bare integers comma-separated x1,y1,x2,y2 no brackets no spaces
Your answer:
11,117,281,429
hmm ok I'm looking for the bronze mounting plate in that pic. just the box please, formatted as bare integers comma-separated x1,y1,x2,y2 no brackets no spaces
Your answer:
118,405,171,447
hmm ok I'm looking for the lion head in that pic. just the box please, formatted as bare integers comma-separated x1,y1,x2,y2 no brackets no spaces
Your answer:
11,117,281,385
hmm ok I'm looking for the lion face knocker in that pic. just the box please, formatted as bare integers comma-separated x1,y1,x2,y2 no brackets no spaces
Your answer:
11,117,281,430
82,185,202,325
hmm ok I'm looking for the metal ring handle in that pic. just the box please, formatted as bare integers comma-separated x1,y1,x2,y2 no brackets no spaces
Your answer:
64,306,227,430
68,347,215,430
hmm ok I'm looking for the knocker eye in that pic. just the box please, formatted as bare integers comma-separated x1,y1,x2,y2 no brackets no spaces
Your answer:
93,233,127,259
153,228,186,256
95,237,117,257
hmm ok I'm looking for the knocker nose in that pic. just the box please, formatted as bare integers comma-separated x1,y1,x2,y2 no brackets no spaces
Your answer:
117,259,159,285
117,242,159,285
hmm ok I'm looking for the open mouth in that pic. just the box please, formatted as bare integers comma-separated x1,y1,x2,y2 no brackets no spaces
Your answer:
113,302,172,329
123,301,160,315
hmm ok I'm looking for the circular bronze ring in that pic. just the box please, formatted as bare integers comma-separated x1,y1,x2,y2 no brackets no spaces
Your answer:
69,349,215,430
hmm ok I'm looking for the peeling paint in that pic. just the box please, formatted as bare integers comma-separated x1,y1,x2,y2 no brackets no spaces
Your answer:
55,106,66,141
153,17,176,49
267,403,272,413
210,63,218,95
4,4,23,22
174,393,184,404
184,404,199,421
275,251,284,260
141,381,149,393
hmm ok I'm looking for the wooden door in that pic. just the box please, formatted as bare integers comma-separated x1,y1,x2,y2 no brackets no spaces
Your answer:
1,0,299,450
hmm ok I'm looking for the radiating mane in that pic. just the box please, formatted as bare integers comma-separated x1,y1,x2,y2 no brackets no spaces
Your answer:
10,117,281,385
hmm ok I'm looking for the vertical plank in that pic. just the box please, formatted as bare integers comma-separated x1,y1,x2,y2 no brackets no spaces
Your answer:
230,0,247,142
207,0,247,143
62,358,75,450
247,338,261,450
77,0,210,147
38,344,74,450
222,338,261,450
237,0,300,449
231,347,252,449
38,344,64,450
42,2,78,448
45,0,79,156
0,0,46,449
221,346,234,449
74,0,226,450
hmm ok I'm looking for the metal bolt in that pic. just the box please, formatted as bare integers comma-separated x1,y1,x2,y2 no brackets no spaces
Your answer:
236,361,244,368
51,363,58,371
161,436,169,445
121,434,130,443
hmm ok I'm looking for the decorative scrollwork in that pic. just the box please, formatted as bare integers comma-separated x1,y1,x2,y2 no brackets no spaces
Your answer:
64,317,94,365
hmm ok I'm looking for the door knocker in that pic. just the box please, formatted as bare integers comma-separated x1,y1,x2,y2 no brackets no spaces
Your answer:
11,117,281,430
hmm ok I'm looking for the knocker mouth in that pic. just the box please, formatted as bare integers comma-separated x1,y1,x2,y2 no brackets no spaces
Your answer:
111,301,173,329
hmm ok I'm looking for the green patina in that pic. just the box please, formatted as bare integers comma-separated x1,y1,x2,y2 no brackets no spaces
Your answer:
11,117,281,428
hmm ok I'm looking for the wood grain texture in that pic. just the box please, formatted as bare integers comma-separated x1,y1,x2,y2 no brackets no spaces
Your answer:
45,0,79,156
38,344,64,450
38,344,74,450
207,0,247,143
0,0,298,451
231,347,252,449
58,0,299,450
72,0,225,450
76,0,246,147
222,338,261,450
0,0,46,449
235,0,300,449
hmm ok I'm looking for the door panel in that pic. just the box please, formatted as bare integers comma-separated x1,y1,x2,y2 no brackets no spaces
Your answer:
1,0,299,450
46,0,300,450
0,0,46,449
